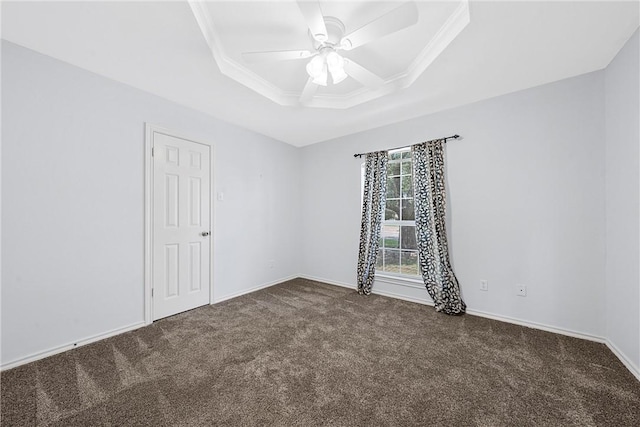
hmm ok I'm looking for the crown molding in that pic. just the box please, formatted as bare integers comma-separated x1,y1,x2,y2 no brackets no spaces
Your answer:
188,0,297,107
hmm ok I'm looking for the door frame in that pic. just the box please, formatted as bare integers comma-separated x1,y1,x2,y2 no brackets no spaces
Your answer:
144,123,215,325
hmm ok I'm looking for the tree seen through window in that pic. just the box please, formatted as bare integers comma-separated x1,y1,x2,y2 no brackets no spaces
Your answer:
376,149,419,276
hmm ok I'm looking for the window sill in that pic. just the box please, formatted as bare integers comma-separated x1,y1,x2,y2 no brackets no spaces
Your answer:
375,273,424,289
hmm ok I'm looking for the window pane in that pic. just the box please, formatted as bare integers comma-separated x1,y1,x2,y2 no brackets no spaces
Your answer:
376,249,383,268
401,199,415,221
401,226,417,250
401,251,419,275
381,225,399,248
387,176,400,198
385,200,400,220
387,162,400,176
401,176,413,198
401,161,411,175
384,249,400,273
402,151,411,159
390,151,402,161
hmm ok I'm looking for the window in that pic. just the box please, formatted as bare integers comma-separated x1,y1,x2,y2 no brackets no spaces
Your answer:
362,148,419,277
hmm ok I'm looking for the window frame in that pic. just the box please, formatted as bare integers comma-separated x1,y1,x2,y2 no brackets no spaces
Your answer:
361,148,421,280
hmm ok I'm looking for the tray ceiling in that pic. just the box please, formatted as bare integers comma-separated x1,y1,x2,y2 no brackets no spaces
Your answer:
190,1,469,108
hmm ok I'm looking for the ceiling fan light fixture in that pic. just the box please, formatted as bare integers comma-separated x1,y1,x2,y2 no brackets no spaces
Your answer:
326,51,347,85
312,63,328,86
306,55,325,78
330,67,348,84
326,51,344,71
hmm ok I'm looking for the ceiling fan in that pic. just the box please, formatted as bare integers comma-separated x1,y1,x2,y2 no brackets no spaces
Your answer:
241,1,419,105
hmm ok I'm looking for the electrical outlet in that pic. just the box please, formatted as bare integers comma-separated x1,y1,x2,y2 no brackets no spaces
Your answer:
516,284,527,297
480,280,488,291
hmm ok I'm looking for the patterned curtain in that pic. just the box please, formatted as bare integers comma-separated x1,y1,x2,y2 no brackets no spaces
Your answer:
412,140,466,315
357,151,388,295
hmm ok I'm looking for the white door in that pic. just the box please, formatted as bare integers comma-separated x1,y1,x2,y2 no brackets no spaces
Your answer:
152,131,211,320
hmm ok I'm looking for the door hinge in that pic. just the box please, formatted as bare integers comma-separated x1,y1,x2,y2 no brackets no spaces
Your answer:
151,288,154,297
151,147,155,157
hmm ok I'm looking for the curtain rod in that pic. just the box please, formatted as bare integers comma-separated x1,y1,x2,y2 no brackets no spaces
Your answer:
352,134,461,158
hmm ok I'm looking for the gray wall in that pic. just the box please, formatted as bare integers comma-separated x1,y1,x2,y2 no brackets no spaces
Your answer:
1,41,302,366
300,70,607,338
3,31,639,375
605,29,639,371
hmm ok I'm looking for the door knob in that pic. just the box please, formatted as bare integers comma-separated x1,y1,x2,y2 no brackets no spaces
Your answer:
201,231,210,237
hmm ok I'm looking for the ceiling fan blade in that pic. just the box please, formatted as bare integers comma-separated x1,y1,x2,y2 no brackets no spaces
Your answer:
344,59,384,88
340,2,418,51
242,50,314,63
299,77,319,105
297,0,328,42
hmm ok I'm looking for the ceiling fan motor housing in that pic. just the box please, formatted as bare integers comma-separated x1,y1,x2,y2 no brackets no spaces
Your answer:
311,16,346,50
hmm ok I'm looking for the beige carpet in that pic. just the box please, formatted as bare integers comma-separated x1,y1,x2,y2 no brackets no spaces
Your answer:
1,278,639,426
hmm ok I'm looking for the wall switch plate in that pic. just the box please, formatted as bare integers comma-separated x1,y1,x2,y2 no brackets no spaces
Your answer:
516,284,527,297
217,192,224,201
268,260,275,269
480,280,488,291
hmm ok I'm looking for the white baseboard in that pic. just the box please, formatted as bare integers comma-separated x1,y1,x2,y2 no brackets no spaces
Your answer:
301,274,436,304
213,275,299,304
301,275,355,291
301,274,604,341
1,276,298,372
0,321,146,371
1,275,298,372
372,288,433,305
5,275,637,383
300,274,640,381
464,308,605,344
606,339,640,381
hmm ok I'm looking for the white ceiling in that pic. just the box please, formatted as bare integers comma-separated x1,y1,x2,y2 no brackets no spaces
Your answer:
2,1,638,147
